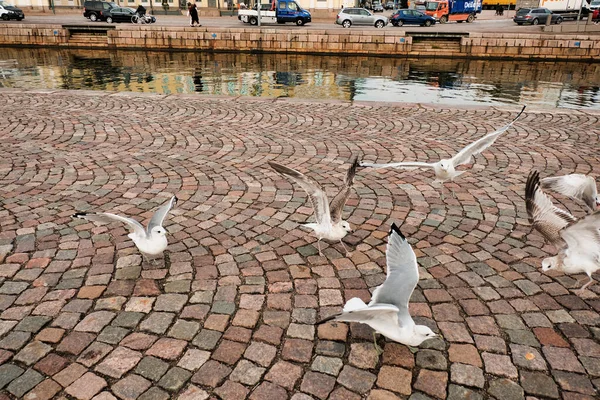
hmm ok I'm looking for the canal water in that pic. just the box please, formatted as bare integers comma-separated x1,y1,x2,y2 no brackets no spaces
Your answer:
1,47,599,109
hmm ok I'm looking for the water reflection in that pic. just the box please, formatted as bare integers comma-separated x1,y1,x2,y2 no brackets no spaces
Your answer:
0,47,599,108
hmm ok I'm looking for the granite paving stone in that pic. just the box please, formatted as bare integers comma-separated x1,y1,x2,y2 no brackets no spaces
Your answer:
1,94,599,400
111,374,151,400
64,372,107,400
6,368,44,398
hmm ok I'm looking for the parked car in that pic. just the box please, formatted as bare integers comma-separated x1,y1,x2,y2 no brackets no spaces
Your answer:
336,7,388,28
372,1,385,12
513,7,563,25
103,7,155,23
390,9,436,26
384,1,396,10
0,0,24,21
83,0,116,22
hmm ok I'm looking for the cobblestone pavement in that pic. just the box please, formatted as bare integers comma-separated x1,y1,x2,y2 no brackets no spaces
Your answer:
1,89,600,400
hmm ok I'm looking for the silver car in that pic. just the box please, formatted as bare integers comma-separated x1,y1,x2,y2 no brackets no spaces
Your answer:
336,7,388,28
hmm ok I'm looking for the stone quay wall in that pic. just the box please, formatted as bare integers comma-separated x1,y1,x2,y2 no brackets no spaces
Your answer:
0,24,599,60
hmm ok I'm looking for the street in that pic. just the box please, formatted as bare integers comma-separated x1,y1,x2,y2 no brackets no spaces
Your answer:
0,9,593,34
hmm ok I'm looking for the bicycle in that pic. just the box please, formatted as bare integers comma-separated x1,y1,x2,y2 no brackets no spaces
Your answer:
131,13,153,24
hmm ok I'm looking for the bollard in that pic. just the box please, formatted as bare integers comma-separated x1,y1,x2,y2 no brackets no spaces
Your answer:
545,14,552,26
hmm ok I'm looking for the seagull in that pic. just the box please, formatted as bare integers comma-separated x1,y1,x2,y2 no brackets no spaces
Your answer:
541,174,600,213
268,157,358,257
73,196,178,263
359,105,526,198
318,223,438,352
526,171,600,294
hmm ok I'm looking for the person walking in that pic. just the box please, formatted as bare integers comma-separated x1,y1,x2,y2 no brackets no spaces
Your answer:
187,2,201,27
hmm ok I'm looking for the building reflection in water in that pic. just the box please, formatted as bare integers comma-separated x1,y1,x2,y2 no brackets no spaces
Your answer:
0,47,599,109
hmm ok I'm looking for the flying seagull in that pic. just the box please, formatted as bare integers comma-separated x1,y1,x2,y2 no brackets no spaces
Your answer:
360,105,526,198
268,156,358,257
73,196,178,263
319,223,438,352
526,171,600,294
541,174,600,213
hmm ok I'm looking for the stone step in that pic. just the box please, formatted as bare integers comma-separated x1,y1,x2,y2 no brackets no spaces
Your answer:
68,35,108,44
411,41,461,53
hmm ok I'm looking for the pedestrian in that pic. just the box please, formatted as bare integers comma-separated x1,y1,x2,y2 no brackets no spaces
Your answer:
187,2,201,27
593,8,600,25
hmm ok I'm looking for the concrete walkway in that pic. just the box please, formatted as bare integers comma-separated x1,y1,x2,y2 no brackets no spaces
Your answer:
0,89,599,400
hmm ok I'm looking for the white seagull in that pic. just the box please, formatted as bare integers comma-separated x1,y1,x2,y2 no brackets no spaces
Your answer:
73,196,178,263
541,173,600,213
268,157,358,257
319,223,438,352
360,105,526,198
526,171,600,294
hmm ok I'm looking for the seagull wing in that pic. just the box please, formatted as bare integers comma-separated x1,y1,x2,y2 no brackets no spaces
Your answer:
369,223,419,327
269,161,330,226
451,105,526,167
525,170,577,246
359,160,435,170
560,211,600,261
147,196,178,233
73,212,146,237
329,156,358,224
541,174,598,210
328,303,400,324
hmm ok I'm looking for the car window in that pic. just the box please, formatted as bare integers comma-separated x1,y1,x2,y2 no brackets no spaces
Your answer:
360,9,371,15
103,2,111,10
516,8,530,15
287,2,297,10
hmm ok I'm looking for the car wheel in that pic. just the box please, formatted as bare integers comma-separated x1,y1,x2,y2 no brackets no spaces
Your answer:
249,16,257,25
424,19,432,27
392,21,398,26
296,18,304,26
556,17,563,24
342,19,351,28
532,18,539,25
1,14,8,21
90,13,98,22
375,20,384,28
440,15,448,24
397,19,403,26
467,14,474,23
106,16,113,23
517,22,523,25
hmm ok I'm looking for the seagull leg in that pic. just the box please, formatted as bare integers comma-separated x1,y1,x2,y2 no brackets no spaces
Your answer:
439,183,445,201
372,331,383,355
340,240,352,257
575,275,595,295
317,239,323,257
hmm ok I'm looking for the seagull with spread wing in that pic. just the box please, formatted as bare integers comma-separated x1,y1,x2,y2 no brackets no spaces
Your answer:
541,173,600,213
73,196,178,263
360,105,526,198
268,157,358,257
526,171,600,294
319,223,438,353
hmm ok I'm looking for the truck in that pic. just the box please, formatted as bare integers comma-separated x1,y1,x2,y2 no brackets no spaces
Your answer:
238,0,312,26
423,0,483,23
515,0,590,19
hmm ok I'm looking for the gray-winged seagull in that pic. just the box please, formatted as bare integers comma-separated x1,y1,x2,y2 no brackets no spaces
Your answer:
360,105,526,198
319,223,438,352
526,171,600,294
73,195,177,263
268,156,358,257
